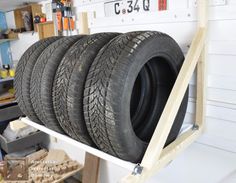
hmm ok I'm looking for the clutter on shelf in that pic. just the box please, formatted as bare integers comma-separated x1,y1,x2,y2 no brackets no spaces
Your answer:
0,120,48,153
0,149,82,182
2,120,38,141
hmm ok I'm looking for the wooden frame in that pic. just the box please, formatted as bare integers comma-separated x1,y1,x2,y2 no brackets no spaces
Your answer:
13,4,42,32
21,1,208,182
121,0,208,182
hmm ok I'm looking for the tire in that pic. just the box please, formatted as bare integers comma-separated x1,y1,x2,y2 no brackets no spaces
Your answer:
83,31,189,162
53,33,120,145
14,36,62,123
30,36,83,133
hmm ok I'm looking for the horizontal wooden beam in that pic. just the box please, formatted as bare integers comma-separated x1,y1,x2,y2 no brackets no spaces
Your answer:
121,128,203,183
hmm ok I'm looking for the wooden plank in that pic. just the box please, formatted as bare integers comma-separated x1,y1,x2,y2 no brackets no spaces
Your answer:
82,153,100,183
45,149,68,166
198,0,208,28
0,93,15,101
195,47,207,127
14,6,32,29
27,149,48,165
196,0,208,128
31,4,42,19
54,166,83,183
31,4,43,31
78,12,89,34
13,4,42,32
149,128,202,178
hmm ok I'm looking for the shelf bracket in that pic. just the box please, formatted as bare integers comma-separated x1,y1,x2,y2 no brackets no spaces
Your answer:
121,0,208,182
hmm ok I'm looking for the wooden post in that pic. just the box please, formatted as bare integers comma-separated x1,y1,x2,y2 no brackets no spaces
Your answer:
195,48,207,127
82,153,100,183
78,12,90,34
195,0,208,127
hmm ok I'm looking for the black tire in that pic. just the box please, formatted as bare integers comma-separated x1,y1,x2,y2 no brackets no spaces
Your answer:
14,36,62,123
30,36,83,133
53,33,120,145
83,31,189,162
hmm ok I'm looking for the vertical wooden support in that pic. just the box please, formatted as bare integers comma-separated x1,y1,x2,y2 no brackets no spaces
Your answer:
52,13,59,36
82,153,100,183
78,12,90,34
195,0,208,127
195,48,207,127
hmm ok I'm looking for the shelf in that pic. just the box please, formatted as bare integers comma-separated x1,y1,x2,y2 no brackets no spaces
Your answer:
0,103,22,122
0,77,14,83
0,39,18,44
20,117,136,171
0,100,16,107
37,21,54,25
13,4,42,32
20,117,193,172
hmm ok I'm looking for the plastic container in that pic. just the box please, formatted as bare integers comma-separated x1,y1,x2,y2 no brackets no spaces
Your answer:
0,131,48,153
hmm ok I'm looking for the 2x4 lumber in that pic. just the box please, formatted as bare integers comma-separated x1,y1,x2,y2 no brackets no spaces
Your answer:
78,12,90,34
152,128,203,174
195,0,208,127
195,47,207,127
82,153,100,183
198,0,208,28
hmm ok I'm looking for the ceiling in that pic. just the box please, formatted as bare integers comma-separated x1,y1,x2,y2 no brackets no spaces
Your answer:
0,0,45,12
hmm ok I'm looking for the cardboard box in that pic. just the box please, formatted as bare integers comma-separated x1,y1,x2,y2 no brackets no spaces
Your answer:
4,29,18,39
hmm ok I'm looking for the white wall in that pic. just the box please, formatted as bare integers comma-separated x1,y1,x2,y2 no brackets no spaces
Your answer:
5,11,16,29
10,32,39,63
5,2,48,64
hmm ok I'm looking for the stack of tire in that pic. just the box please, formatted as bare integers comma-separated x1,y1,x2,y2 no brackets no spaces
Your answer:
14,31,188,163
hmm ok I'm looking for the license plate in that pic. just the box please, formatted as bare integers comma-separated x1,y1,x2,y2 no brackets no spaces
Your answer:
104,0,156,17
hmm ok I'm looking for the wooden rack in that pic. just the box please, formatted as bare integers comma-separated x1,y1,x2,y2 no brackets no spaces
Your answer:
21,0,208,182
121,0,208,182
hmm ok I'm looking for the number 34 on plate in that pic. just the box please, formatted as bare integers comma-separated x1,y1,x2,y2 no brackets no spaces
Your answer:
104,0,155,17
